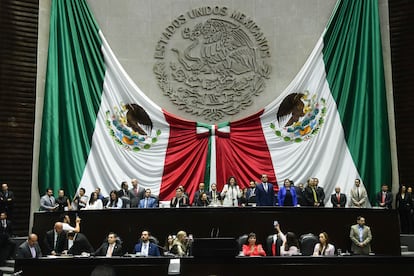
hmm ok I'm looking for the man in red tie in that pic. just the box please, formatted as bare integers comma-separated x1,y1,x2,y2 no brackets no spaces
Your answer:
330,186,347,208
376,184,393,209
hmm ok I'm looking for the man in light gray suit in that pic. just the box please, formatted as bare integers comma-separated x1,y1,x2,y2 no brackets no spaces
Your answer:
349,179,369,208
16,234,42,259
129,179,145,208
349,216,372,255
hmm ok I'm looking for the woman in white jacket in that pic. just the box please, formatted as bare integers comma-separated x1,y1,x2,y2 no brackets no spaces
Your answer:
313,232,335,256
220,176,242,207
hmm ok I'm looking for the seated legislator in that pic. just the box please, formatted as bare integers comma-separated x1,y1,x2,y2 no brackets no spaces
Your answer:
43,222,67,255
133,230,160,256
84,192,104,210
194,192,210,207
330,187,347,208
312,232,335,256
275,223,300,256
63,231,94,255
16,234,42,259
106,190,123,209
170,231,188,257
170,187,189,207
93,232,123,257
242,232,266,256
139,189,157,208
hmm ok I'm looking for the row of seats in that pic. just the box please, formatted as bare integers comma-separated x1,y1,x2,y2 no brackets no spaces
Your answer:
237,233,319,256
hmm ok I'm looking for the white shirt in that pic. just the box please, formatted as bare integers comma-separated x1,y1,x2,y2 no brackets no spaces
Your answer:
106,244,114,257
141,242,149,256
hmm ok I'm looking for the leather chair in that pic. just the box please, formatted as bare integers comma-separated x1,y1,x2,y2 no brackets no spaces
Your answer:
299,233,318,256
265,234,283,256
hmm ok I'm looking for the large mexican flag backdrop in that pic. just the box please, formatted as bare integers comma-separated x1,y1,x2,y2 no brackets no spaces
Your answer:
38,0,391,206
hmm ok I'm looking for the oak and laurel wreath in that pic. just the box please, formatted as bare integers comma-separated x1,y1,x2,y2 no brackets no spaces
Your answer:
105,110,161,151
270,98,327,142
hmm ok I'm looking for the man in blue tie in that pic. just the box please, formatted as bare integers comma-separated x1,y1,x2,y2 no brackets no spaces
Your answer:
139,189,157,208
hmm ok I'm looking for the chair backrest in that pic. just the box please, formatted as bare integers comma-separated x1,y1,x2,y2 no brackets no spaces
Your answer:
265,234,283,256
121,197,130,208
299,233,318,256
237,234,248,251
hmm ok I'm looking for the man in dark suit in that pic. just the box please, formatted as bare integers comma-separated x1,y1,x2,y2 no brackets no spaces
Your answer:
304,178,325,207
0,212,15,263
256,174,277,206
43,222,67,255
93,232,123,257
129,179,145,208
192,182,206,206
376,184,393,209
0,183,14,219
0,212,12,236
330,187,347,208
16,234,42,259
133,230,160,256
64,231,94,255
246,181,257,206
117,181,129,198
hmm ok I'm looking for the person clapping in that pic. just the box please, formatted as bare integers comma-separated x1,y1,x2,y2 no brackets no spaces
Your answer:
242,232,266,256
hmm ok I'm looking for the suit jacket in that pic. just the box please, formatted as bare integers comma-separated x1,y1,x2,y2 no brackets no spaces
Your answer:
255,183,276,206
0,219,12,236
192,190,206,205
139,197,157,208
66,233,94,255
376,191,393,209
0,190,14,211
330,193,347,208
349,186,368,208
39,195,57,211
133,241,160,256
16,241,42,259
304,186,325,206
44,229,67,255
94,241,123,256
170,196,188,207
208,190,222,205
129,187,145,207
349,224,372,255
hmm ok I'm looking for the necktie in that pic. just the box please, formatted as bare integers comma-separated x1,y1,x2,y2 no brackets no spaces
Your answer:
357,188,360,199
264,183,268,192
312,188,318,203
134,188,138,196
145,198,148,208
382,192,385,203
337,194,340,203
272,242,276,256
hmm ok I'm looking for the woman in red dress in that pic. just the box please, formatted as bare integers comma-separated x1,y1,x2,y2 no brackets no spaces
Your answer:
242,232,266,256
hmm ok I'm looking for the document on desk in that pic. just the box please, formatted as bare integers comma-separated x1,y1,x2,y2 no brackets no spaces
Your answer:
168,258,180,275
